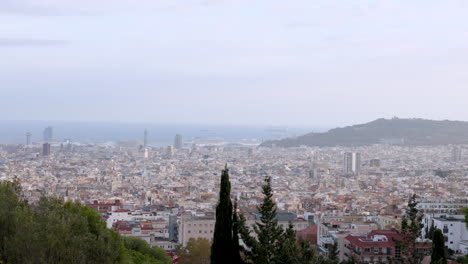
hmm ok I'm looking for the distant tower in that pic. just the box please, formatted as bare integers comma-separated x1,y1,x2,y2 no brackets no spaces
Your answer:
26,132,31,145
451,147,462,162
344,152,361,175
143,129,148,148
43,126,53,142
42,143,51,156
174,134,183,150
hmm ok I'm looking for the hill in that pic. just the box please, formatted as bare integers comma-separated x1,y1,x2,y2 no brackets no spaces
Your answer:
260,118,468,147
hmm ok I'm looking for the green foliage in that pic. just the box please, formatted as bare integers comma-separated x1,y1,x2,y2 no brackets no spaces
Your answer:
426,224,436,240
211,166,234,264
327,242,339,264
176,238,211,264
0,180,170,264
395,194,424,264
456,255,468,264
232,199,243,264
238,177,320,264
123,237,171,264
239,177,284,264
430,229,447,264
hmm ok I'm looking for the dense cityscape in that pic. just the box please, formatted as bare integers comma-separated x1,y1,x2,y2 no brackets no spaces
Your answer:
1,126,467,263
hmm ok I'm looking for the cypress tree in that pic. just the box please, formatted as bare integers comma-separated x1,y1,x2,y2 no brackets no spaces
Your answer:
431,229,447,264
211,165,234,264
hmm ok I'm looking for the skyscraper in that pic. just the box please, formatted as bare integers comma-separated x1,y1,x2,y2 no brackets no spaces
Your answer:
174,134,183,150
26,132,31,145
343,152,361,175
43,126,53,142
42,143,51,156
451,147,462,162
143,129,148,148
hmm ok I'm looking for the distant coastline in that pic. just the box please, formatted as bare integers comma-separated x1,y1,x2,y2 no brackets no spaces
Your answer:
0,120,323,146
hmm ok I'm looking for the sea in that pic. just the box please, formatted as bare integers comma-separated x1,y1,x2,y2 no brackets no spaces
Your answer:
0,120,323,146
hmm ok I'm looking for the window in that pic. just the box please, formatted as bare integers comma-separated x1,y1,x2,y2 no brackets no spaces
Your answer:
188,230,191,233
374,248,379,254
365,248,371,253
443,225,449,234
199,230,202,233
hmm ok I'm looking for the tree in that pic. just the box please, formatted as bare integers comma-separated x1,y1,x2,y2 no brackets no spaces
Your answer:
239,177,284,264
0,179,171,264
176,238,211,264
327,242,339,264
211,165,234,264
277,222,301,264
425,224,436,240
232,198,243,264
430,229,447,264
395,194,424,264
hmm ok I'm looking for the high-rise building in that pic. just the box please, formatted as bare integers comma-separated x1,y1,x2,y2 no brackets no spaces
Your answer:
42,143,51,156
343,152,361,175
451,147,462,162
174,134,183,150
26,132,31,145
143,129,148,148
43,126,53,142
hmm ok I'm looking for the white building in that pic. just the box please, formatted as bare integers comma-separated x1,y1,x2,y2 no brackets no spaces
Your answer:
423,214,468,254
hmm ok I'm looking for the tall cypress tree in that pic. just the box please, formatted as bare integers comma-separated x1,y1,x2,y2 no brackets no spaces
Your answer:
431,229,447,264
211,165,233,264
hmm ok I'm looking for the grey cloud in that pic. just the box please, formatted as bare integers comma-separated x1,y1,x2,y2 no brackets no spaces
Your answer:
0,38,70,47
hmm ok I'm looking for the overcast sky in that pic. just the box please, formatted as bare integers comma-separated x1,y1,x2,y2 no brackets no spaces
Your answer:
1,0,468,127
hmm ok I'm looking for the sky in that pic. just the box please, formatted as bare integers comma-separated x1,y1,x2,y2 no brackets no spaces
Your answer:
1,0,468,128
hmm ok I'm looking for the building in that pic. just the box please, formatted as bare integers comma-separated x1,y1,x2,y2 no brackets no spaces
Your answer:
26,132,31,145
451,147,462,162
174,134,183,150
143,129,148,148
42,143,51,156
416,199,468,214
423,214,468,254
179,212,309,246
43,126,53,142
344,152,361,175
344,229,431,263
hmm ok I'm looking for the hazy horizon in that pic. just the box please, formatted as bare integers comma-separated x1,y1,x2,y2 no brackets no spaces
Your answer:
2,0,468,127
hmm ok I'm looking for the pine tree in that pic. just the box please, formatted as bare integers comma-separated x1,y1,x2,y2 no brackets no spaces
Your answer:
239,177,284,264
211,165,234,264
430,229,447,264
277,222,300,264
396,194,424,264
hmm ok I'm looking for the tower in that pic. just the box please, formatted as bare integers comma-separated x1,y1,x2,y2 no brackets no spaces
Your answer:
174,134,183,150
143,129,148,148
43,126,53,142
343,152,361,175
42,143,51,156
451,147,462,162
26,132,31,145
